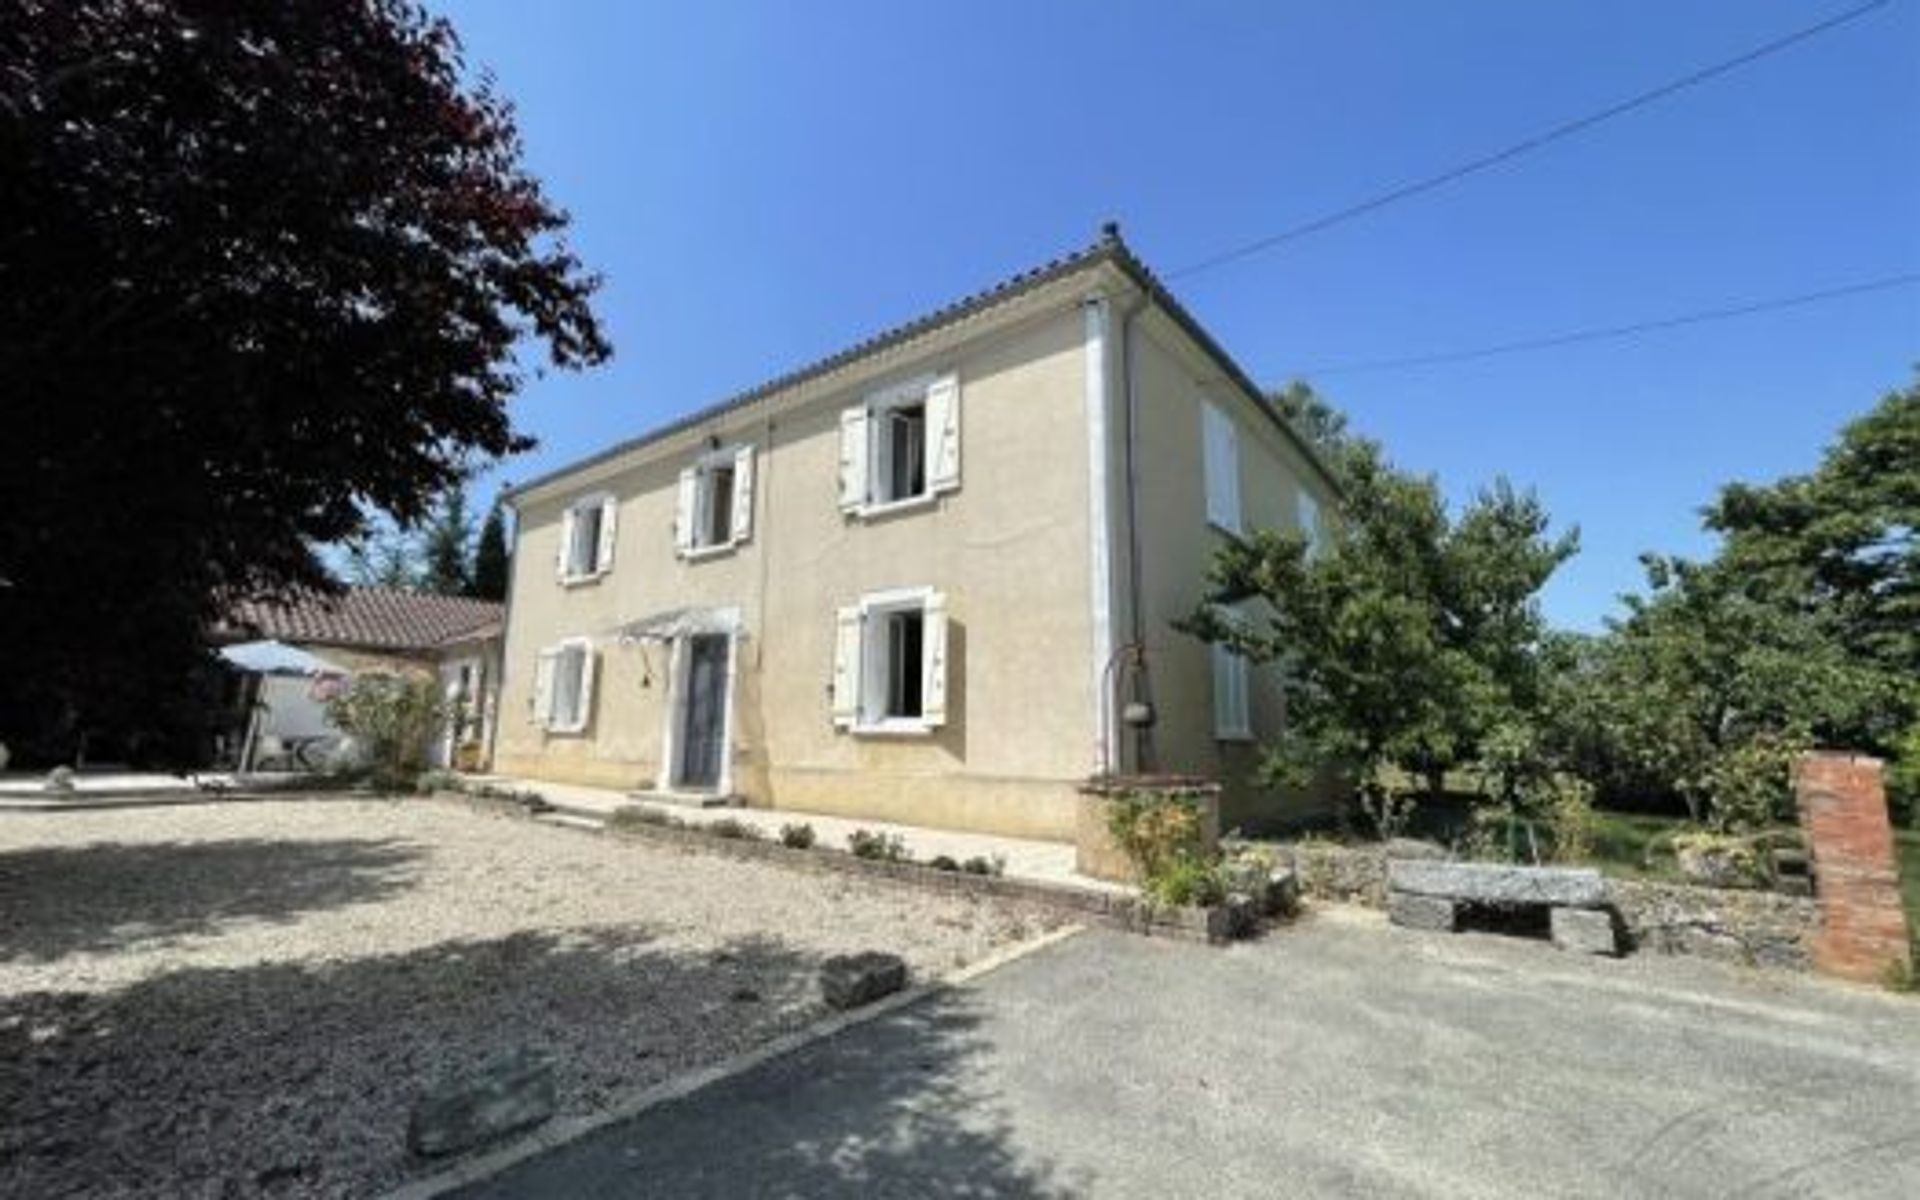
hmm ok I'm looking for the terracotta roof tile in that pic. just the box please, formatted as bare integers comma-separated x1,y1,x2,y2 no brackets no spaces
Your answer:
219,586,503,653
501,225,1340,503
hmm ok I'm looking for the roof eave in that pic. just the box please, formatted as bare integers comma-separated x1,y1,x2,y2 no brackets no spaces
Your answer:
502,233,1343,506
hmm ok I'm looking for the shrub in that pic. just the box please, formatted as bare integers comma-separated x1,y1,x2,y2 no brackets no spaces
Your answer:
1104,788,1208,882
1696,730,1805,834
961,854,1006,877
1148,855,1228,908
1543,777,1597,863
779,822,817,850
1669,830,1769,888
928,854,961,872
706,817,763,841
847,829,910,862
323,672,444,793
1354,765,1420,843
1105,785,1232,902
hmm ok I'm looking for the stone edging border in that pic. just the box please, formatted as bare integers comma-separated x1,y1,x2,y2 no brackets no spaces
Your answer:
0,789,354,813
378,923,1087,1200
448,794,1242,945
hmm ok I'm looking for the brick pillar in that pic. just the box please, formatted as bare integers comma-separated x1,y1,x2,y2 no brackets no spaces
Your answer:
1795,752,1913,983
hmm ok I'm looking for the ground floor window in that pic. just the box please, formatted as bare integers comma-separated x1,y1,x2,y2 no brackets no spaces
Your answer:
832,588,949,732
534,638,595,734
1212,641,1251,741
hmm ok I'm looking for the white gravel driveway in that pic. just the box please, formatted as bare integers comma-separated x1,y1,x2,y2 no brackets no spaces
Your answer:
0,799,1061,1198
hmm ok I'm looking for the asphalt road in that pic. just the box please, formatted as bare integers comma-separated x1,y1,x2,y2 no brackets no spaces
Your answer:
458,911,1920,1198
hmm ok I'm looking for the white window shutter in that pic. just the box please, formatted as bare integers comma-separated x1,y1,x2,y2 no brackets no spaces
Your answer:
921,590,949,727
1212,642,1249,738
531,648,558,727
1299,488,1321,556
830,605,862,727
556,508,577,579
1203,403,1242,533
596,496,618,573
730,445,755,543
569,646,597,733
926,373,961,494
674,467,698,557
837,407,869,513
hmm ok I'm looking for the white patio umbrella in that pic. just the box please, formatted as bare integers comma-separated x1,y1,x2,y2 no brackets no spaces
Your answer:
218,639,347,677
217,641,349,771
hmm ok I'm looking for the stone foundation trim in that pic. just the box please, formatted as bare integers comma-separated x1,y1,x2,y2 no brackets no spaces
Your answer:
1388,892,1459,932
1549,907,1621,956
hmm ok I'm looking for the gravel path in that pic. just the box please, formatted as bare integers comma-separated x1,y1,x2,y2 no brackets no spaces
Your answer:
0,799,1063,1198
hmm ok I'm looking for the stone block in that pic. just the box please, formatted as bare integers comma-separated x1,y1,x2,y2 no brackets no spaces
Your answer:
820,952,909,1010
1267,867,1301,916
1389,860,1606,908
1389,891,1459,932
408,1049,555,1158
1550,907,1621,956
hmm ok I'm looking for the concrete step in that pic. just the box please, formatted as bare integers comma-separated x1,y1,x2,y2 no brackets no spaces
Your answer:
627,790,738,810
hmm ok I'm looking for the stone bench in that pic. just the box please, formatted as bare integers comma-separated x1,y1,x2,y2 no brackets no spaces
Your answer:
1387,860,1620,956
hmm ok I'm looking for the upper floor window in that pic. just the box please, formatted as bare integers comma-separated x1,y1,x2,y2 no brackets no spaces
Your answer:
839,373,961,516
558,493,617,582
1202,401,1242,534
1298,487,1322,556
831,587,950,734
675,444,754,558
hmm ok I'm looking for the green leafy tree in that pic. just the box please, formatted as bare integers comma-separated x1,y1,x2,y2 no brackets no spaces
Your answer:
421,485,474,596
1186,386,1577,837
1705,377,1919,735
1552,553,1904,827
0,0,608,765
325,672,445,792
470,499,510,601
343,520,424,589
1553,380,1920,826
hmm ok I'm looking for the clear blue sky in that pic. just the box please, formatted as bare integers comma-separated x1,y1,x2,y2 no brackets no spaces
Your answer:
434,0,1919,631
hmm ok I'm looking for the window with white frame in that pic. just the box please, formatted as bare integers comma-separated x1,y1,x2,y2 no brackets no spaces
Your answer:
557,493,617,581
1298,487,1322,556
532,638,596,734
831,588,950,732
675,444,754,557
1202,401,1242,534
838,373,961,515
1212,640,1251,741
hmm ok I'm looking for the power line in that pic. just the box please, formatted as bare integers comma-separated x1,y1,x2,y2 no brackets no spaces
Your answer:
1282,271,1920,377
1167,0,1895,281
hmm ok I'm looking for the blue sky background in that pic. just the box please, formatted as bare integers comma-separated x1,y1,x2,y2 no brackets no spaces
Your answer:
434,0,1919,630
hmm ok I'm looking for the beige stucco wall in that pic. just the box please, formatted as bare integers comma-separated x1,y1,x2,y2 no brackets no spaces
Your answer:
293,644,434,677
1116,311,1343,833
495,294,1100,840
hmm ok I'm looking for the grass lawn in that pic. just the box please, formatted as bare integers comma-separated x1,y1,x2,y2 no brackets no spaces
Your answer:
1585,809,1694,881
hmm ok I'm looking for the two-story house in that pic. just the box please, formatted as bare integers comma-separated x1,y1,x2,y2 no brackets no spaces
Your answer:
494,227,1340,840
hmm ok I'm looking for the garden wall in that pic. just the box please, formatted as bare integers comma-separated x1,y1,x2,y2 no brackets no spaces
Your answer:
1271,841,1818,971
